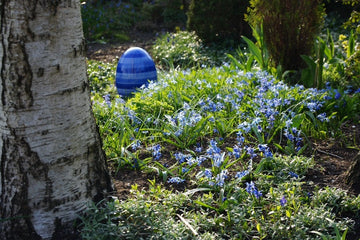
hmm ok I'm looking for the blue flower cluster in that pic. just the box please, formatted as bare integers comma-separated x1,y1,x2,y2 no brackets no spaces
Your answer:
167,177,185,184
246,181,262,199
102,66,359,204
151,144,162,160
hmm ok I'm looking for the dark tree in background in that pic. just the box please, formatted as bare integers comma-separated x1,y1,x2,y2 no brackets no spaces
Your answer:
246,0,325,72
187,0,252,46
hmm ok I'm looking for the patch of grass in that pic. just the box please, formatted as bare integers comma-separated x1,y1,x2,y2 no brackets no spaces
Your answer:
152,31,231,69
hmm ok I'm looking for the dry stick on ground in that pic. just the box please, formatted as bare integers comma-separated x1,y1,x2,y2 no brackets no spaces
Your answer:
316,148,344,159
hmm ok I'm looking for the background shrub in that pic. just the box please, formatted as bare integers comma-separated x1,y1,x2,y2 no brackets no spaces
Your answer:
152,31,227,69
345,48,360,88
187,0,251,46
139,0,189,31
246,0,325,72
81,0,141,42
342,0,360,34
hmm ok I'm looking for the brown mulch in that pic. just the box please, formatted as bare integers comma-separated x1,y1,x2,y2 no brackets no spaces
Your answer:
86,31,156,63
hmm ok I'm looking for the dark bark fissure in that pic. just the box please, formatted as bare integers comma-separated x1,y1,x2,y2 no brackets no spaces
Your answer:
0,0,8,107
87,142,114,203
2,0,37,109
0,131,48,240
73,39,86,58
58,80,88,95
38,0,62,16
345,152,360,193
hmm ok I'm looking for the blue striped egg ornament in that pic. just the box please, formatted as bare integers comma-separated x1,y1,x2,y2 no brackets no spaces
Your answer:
115,47,157,97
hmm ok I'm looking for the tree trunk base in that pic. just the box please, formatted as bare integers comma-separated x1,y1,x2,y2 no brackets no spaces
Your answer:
345,152,360,193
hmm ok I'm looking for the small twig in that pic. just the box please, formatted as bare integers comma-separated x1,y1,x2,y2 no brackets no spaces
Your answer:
316,148,344,160
177,214,198,236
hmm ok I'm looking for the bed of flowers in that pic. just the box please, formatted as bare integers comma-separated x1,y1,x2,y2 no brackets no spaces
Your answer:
80,39,360,239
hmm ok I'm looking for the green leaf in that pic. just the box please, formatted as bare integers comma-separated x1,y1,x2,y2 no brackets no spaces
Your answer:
256,223,261,233
194,200,218,211
286,210,291,218
242,36,263,68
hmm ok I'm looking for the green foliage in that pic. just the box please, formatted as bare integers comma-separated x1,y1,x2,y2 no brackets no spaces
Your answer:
87,60,117,95
187,0,251,46
140,0,188,30
343,0,360,34
83,41,360,238
81,1,142,43
241,25,270,71
246,0,325,72
345,46,360,89
80,167,358,239
82,10,360,237
152,31,229,69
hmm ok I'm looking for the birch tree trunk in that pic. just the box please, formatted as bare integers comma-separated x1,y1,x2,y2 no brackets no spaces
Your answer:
0,1,113,239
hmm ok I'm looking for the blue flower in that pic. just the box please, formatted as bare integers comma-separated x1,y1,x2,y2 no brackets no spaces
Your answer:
212,152,225,168
235,170,249,179
258,144,273,158
238,122,251,133
307,101,323,112
317,113,329,122
168,177,185,184
103,94,111,107
195,143,202,153
232,145,242,159
204,169,212,179
152,144,162,160
207,139,221,155
246,146,257,159
131,140,141,151
284,129,294,141
246,181,262,199
289,171,299,179
182,167,189,173
236,131,245,145
196,156,206,166
334,90,341,100
280,196,287,207
214,170,228,187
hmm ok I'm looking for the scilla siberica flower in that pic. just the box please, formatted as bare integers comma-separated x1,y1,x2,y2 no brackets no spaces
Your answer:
258,144,273,158
214,170,228,187
168,177,185,184
236,131,245,145
246,181,262,199
317,112,329,122
288,171,299,179
246,146,257,159
152,144,162,160
235,170,249,179
103,94,111,107
131,140,141,151
231,145,242,159
280,196,287,207
307,100,323,112
204,168,212,179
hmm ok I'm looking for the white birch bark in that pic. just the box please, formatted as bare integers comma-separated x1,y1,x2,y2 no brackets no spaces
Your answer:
0,1,112,239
